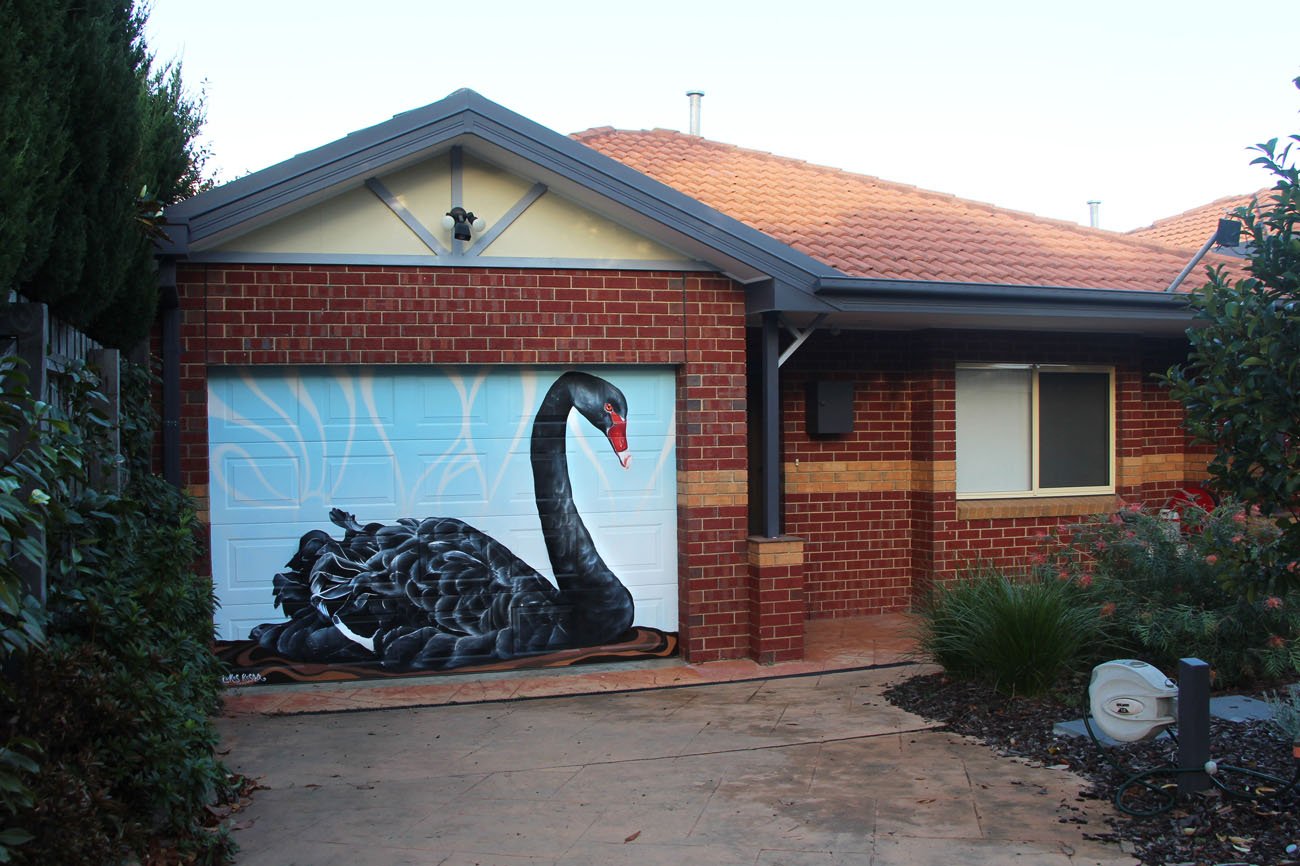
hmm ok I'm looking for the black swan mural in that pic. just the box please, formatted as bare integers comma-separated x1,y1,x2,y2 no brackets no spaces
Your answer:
249,372,637,671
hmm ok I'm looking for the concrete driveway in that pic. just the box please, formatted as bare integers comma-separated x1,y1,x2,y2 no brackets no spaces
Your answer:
217,666,1135,865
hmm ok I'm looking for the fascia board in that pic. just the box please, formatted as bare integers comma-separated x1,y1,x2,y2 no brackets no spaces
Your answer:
167,117,473,248
166,90,477,221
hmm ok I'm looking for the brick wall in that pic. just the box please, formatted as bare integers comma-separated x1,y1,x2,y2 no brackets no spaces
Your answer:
174,263,750,662
172,261,1208,659
780,329,1203,609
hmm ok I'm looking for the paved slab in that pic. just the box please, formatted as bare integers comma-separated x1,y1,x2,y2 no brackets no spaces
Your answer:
218,666,1135,865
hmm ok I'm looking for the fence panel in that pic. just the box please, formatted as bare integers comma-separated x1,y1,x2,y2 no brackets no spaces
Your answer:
1,301,122,603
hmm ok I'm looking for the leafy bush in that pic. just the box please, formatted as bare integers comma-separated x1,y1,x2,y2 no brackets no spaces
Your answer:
0,357,235,864
923,499,1300,695
0,355,89,862
1041,501,1300,687
914,566,1105,696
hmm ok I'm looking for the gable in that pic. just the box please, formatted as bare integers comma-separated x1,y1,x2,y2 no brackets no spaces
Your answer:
206,150,695,267
161,90,833,302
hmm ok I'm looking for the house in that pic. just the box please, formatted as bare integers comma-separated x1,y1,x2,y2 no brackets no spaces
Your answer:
157,89,1215,676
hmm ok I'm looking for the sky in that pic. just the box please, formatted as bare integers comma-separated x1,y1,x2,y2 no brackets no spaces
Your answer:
143,0,1297,233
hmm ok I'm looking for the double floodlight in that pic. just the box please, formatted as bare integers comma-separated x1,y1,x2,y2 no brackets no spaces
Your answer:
442,206,485,242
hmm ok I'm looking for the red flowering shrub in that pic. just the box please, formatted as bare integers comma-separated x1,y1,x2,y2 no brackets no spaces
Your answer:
1034,501,1300,686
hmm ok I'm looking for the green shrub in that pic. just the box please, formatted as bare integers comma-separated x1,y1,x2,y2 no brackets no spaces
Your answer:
914,566,1105,696
0,355,89,862
1041,501,1300,687
0,357,235,865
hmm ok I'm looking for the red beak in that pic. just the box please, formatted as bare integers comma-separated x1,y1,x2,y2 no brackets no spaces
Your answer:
606,406,630,468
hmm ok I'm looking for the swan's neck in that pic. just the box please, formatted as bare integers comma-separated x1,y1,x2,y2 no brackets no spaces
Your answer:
530,400,617,597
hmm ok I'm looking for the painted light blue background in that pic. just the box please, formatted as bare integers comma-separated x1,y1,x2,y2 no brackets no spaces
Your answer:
207,366,678,640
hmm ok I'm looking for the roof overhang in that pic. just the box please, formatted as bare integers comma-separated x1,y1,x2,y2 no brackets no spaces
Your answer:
773,276,1197,335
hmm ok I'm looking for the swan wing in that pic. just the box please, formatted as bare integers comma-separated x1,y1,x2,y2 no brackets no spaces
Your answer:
405,517,554,635
309,516,555,636
258,513,572,670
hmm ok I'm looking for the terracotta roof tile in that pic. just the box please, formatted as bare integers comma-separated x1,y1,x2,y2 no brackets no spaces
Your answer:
1127,189,1270,249
574,127,1224,292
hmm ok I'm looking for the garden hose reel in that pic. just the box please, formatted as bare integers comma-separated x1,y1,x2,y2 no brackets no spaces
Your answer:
1087,658,1300,817
1089,659,1179,743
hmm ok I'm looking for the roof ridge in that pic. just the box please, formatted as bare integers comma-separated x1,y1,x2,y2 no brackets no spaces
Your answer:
572,127,1186,253
1126,187,1270,235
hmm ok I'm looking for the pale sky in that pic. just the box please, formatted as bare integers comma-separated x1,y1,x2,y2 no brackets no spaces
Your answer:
144,0,1297,233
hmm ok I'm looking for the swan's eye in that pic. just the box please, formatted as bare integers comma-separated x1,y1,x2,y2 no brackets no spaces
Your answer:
603,402,613,413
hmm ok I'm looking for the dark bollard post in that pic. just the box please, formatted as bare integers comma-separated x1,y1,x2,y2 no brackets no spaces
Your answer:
1177,658,1212,794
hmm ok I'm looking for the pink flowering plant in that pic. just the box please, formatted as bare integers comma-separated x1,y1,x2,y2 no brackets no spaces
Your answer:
1037,500,1300,686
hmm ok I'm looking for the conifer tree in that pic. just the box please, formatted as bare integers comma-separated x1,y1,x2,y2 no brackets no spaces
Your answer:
0,0,206,349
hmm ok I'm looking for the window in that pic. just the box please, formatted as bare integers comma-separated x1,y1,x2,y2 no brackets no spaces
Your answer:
955,364,1113,498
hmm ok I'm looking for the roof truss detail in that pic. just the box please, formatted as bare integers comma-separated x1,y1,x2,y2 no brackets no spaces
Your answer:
469,182,547,257
365,177,449,256
778,314,827,367
347,146,610,266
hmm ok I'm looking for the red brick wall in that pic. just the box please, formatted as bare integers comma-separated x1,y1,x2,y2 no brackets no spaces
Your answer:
172,260,1206,655
779,334,914,616
780,329,1201,609
173,263,750,662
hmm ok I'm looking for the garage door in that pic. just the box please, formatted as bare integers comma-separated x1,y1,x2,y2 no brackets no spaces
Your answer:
207,366,678,651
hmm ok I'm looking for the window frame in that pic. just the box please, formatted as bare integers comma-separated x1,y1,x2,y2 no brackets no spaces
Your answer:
954,363,1116,500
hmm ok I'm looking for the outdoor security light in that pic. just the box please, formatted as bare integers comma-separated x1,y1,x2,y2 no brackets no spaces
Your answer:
1213,218,1242,248
442,206,485,242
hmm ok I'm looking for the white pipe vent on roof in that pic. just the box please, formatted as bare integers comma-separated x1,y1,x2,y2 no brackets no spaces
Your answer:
687,90,704,136
1087,200,1101,228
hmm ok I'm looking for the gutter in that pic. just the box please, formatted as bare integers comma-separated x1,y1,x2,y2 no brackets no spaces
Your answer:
815,276,1195,323
817,276,1194,306
805,276,1202,338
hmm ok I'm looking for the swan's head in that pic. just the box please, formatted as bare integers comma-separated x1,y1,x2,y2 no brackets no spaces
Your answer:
568,373,631,469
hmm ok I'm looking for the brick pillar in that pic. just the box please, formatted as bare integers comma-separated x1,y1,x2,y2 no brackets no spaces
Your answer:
746,535,805,663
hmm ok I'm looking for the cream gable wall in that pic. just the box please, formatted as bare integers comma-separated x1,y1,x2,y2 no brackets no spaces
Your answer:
217,186,431,256
484,189,684,260
211,152,693,265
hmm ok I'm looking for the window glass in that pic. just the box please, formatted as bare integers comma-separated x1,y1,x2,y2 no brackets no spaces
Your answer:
955,365,1112,497
1039,372,1110,489
955,367,1031,494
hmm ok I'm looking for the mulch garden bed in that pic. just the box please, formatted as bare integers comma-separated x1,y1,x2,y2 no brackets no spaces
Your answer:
884,672,1299,866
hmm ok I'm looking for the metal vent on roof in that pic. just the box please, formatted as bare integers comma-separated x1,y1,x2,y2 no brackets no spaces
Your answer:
687,90,704,136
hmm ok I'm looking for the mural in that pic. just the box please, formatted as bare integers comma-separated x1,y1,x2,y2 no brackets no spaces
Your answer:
253,372,641,669
207,367,679,677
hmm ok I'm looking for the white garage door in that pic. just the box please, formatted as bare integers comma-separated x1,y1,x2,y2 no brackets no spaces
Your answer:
207,366,678,643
